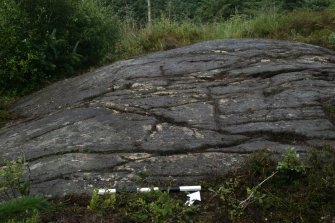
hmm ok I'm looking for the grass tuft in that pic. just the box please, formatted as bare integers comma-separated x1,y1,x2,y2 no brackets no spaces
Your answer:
0,196,49,221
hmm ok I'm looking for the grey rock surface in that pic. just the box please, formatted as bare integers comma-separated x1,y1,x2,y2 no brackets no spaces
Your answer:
1,39,335,197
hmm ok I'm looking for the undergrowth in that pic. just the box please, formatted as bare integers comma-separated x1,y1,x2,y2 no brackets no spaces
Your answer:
1,146,333,222
30,146,335,223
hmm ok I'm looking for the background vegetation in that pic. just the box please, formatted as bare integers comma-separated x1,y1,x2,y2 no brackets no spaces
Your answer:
0,0,119,95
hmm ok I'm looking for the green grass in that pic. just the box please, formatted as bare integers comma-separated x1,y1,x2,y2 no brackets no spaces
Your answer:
0,196,49,222
114,17,207,60
116,6,335,61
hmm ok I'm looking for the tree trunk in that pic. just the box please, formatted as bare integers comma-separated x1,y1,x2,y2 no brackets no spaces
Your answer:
168,0,172,20
147,0,152,28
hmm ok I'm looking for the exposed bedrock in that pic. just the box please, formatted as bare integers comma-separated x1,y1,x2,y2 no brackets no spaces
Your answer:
1,39,335,197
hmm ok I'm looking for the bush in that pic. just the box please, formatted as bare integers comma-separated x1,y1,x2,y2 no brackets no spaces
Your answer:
0,0,120,95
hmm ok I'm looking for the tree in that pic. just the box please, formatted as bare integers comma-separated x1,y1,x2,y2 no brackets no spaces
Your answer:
0,0,120,95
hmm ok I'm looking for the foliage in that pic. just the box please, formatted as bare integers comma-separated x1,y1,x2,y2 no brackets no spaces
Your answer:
127,190,197,222
330,32,335,46
0,155,48,223
109,0,333,24
0,196,48,222
0,154,30,199
109,0,203,23
116,3,335,61
268,8,335,48
197,0,257,21
115,17,205,59
300,0,333,10
0,0,120,95
209,178,244,218
87,189,116,216
205,146,335,222
277,147,306,173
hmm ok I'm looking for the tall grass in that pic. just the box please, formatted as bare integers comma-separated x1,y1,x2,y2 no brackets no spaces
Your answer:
0,196,49,222
116,6,335,60
114,17,207,60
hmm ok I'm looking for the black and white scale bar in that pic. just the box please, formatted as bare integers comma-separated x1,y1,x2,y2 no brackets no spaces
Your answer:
98,186,201,194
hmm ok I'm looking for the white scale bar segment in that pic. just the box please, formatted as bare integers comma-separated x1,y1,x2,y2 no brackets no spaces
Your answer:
98,189,116,194
179,186,201,192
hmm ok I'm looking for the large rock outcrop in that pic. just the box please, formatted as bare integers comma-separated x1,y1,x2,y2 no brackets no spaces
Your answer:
1,39,335,197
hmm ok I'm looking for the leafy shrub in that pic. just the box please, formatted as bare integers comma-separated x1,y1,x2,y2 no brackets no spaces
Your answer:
0,0,120,95
88,189,116,216
127,190,197,222
277,147,306,174
0,154,30,199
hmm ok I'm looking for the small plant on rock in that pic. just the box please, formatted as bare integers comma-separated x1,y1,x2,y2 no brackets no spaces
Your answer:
88,189,116,216
277,147,306,174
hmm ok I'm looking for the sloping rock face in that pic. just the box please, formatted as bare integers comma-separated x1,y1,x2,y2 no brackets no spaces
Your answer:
1,39,335,197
